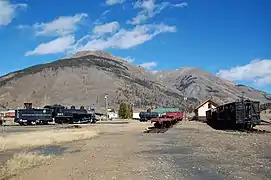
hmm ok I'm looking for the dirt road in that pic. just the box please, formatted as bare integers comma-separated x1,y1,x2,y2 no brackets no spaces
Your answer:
4,121,271,180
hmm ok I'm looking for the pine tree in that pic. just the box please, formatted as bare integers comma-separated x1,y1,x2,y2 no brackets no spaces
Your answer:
118,103,127,119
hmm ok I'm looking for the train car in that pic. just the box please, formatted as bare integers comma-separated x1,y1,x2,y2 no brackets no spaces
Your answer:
14,103,53,125
206,99,261,130
44,105,96,124
14,103,96,126
139,111,159,122
151,112,184,128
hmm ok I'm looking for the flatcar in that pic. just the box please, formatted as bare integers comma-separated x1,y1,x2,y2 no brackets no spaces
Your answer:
206,99,261,130
151,112,184,128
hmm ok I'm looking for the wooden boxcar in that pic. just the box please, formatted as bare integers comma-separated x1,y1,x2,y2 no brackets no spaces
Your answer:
206,99,261,130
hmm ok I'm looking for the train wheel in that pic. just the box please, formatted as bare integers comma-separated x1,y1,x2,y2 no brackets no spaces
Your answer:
245,123,252,130
154,122,162,129
42,121,49,125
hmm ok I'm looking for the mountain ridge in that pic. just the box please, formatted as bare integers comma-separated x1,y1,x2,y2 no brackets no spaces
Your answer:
0,50,270,109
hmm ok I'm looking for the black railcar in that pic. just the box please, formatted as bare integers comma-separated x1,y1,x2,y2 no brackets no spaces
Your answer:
14,103,53,125
206,99,261,130
139,112,159,122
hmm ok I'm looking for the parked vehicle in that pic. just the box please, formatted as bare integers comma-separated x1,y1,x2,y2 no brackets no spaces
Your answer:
139,111,159,122
14,103,53,125
150,112,184,128
43,105,95,124
206,99,261,130
14,103,96,126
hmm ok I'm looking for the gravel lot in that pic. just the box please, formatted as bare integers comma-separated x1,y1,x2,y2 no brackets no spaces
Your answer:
1,120,271,180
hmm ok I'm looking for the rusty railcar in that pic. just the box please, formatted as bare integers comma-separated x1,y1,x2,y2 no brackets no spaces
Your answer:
206,99,261,130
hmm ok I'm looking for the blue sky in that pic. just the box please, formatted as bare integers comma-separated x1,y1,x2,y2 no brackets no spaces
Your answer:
0,0,270,92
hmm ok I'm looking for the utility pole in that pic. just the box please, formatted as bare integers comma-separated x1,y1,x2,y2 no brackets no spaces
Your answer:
105,94,108,121
183,97,187,121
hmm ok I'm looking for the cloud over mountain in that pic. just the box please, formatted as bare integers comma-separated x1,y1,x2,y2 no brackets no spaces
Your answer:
217,59,271,86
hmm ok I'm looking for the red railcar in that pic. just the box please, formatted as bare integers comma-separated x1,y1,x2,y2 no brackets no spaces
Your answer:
150,112,184,128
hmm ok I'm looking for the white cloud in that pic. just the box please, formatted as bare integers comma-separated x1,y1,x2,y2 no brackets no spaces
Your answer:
122,56,135,63
174,2,188,7
25,35,75,56
128,0,187,25
217,59,271,86
101,10,110,16
73,23,176,52
33,13,88,36
93,21,120,37
151,70,159,74
140,61,157,70
105,0,125,5
0,1,27,26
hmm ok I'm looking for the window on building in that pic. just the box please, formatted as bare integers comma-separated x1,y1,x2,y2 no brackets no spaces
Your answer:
208,103,212,109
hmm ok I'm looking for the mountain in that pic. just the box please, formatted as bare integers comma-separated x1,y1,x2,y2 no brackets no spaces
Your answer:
155,67,271,104
0,51,270,110
0,51,198,109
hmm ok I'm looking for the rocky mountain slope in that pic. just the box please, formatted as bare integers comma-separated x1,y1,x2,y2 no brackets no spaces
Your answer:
0,51,270,110
155,67,271,104
0,51,197,109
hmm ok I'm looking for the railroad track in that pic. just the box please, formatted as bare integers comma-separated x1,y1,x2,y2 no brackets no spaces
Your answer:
143,127,170,133
238,128,271,134
143,122,178,133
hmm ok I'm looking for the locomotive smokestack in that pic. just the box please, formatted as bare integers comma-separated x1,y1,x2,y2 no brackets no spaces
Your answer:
24,103,32,109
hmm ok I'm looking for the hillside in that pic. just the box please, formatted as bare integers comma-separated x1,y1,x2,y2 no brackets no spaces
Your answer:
0,51,270,110
0,51,198,109
155,67,271,104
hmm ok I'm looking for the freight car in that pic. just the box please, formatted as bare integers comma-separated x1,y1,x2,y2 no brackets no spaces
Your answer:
206,99,261,130
151,112,184,128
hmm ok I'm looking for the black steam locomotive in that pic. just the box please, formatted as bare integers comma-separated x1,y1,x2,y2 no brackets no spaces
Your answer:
206,99,261,130
14,103,96,126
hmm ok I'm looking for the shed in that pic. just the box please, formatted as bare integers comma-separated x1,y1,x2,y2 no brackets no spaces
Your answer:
194,99,218,120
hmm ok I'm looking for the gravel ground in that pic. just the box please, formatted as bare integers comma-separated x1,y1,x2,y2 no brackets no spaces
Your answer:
3,120,271,180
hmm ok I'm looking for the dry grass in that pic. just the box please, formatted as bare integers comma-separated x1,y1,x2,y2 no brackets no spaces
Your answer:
0,129,98,151
0,152,52,180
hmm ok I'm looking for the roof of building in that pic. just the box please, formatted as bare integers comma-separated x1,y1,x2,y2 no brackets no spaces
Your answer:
194,99,218,110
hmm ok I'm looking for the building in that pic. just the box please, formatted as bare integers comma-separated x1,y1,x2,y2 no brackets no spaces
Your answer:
133,112,140,120
194,99,218,120
107,109,118,120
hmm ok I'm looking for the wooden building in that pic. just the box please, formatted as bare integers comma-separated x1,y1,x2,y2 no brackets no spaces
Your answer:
194,99,218,120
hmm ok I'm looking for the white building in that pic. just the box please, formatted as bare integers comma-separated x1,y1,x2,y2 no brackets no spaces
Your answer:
133,113,140,120
107,109,118,120
108,112,118,120
194,99,218,120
